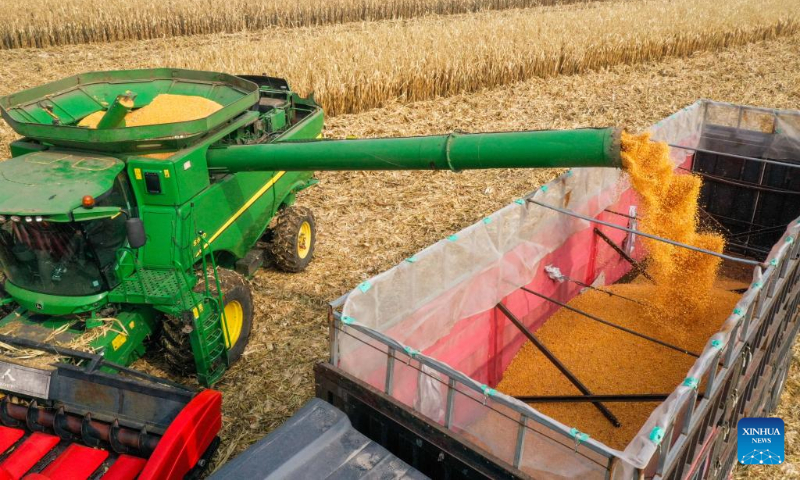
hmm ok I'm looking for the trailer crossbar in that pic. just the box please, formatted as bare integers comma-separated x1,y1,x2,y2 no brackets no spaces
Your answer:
526,199,763,266
519,286,700,358
495,302,621,427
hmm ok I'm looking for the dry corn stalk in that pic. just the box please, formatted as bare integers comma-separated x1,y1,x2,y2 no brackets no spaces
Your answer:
143,0,799,115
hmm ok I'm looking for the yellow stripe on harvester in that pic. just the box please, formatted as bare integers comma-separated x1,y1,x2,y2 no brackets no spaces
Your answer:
207,171,286,245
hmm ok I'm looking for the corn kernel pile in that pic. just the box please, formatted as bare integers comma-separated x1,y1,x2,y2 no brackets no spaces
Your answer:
78,94,223,128
495,280,742,449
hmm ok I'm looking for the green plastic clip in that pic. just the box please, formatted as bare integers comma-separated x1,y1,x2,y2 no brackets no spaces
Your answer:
566,169,574,177
358,281,372,293
405,256,418,263
753,281,762,289
540,185,549,192
341,315,355,325
514,199,526,205
480,385,497,397
649,426,665,445
569,428,589,443
787,236,794,244
733,308,743,316
770,258,778,267
483,217,493,225
711,339,723,349
447,234,458,242
403,346,419,358
682,377,699,389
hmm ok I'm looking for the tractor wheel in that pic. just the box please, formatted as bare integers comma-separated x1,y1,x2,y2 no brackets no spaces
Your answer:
270,206,316,273
161,269,254,374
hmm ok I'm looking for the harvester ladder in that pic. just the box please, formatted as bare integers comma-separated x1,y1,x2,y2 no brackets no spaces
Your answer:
189,235,229,386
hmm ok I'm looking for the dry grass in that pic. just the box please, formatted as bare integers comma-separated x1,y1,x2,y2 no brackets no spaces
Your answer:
176,33,797,471
0,0,602,49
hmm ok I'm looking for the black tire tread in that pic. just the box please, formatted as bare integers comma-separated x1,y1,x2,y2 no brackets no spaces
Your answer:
270,206,316,273
160,314,195,374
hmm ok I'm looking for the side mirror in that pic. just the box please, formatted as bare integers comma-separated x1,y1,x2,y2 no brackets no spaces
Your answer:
126,218,147,249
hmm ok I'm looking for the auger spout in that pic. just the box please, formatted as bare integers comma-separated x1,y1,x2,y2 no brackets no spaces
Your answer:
206,127,622,173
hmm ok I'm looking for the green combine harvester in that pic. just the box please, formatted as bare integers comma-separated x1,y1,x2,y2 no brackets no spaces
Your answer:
0,68,623,388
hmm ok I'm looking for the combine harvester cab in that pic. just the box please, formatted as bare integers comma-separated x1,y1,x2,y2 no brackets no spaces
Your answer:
320,101,800,479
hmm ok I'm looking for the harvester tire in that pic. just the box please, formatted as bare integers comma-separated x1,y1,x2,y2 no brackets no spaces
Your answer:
161,315,195,375
161,269,254,375
270,206,316,273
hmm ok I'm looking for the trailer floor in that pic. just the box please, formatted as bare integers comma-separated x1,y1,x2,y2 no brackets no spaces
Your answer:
494,274,746,450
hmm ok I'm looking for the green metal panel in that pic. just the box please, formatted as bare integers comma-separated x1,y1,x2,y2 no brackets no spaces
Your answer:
90,308,157,369
140,208,178,268
0,151,124,216
4,281,108,315
8,140,47,158
126,112,258,207
207,127,622,172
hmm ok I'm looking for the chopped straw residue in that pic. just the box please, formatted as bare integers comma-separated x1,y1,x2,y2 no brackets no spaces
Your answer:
78,94,222,129
621,131,725,314
0,317,128,369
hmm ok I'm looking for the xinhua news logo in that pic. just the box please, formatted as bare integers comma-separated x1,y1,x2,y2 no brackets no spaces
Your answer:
738,417,784,465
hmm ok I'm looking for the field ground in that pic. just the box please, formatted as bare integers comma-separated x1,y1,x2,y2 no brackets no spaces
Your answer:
0,6,798,477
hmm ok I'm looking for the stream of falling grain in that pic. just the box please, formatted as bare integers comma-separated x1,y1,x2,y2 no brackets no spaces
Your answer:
621,132,725,314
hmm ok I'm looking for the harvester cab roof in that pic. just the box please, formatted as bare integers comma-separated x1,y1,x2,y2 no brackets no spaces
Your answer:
0,150,124,217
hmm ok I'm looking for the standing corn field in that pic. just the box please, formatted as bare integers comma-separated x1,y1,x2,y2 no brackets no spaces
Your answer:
0,0,797,117
0,0,606,49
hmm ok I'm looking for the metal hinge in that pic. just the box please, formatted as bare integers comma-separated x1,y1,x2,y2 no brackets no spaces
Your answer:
741,345,752,372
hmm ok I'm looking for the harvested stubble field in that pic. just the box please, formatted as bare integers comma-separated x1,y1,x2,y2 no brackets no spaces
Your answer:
0,6,798,479
0,0,602,49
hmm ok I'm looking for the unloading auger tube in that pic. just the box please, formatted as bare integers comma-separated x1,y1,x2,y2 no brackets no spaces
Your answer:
206,127,623,172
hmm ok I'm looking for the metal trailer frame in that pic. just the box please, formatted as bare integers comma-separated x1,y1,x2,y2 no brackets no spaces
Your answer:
320,220,799,479
317,101,800,479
